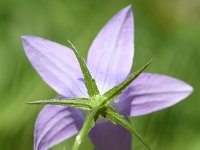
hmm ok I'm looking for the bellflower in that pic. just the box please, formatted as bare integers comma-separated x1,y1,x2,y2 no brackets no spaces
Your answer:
22,6,193,150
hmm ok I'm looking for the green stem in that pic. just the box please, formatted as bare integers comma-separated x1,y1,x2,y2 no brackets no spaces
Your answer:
72,109,98,150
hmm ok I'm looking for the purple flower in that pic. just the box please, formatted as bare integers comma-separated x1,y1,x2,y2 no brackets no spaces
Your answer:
22,6,193,150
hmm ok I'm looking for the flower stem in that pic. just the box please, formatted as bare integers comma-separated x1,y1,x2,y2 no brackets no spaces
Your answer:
72,109,98,150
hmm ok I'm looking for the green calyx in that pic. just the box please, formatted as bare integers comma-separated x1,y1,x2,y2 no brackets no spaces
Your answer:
89,94,106,109
27,41,152,150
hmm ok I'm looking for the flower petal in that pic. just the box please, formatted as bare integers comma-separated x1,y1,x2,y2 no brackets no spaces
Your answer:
117,73,193,116
87,6,134,93
89,122,131,150
22,36,87,97
34,105,84,150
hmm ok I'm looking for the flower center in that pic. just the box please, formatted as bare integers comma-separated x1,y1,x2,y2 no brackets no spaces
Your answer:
89,94,107,109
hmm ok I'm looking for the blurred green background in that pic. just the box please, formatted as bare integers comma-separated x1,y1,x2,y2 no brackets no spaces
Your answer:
0,0,199,149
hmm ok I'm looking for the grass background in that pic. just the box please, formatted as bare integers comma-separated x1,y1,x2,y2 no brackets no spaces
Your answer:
0,0,199,149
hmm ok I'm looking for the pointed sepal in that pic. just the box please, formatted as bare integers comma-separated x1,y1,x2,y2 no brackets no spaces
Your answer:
67,40,100,97
101,106,151,150
27,98,91,110
103,60,152,105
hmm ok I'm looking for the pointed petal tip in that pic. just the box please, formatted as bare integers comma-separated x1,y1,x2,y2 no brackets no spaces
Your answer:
21,35,44,44
21,35,28,39
21,35,36,45
125,5,132,10
117,73,194,117
21,36,30,50
179,80,194,96
122,5,133,15
186,83,194,95
87,4,134,93
21,35,28,43
21,35,32,41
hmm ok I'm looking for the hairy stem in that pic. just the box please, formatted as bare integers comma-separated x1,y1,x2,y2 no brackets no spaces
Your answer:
72,109,98,150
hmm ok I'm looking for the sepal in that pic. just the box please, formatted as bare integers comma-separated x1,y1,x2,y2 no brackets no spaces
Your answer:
68,40,100,97
27,98,91,110
103,60,152,105
101,106,151,150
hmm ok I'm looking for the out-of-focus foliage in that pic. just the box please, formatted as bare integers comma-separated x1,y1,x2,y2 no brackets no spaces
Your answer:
0,0,199,149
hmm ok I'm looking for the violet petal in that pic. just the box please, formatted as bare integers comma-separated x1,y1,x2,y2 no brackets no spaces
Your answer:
89,121,131,150
87,6,134,93
22,36,87,97
34,105,84,150
117,73,193,116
